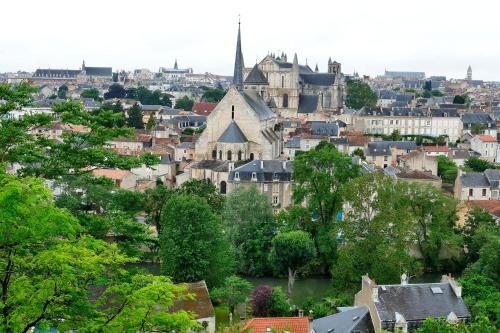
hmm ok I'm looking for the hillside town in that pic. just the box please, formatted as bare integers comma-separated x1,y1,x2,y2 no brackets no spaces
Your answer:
1,11,500,333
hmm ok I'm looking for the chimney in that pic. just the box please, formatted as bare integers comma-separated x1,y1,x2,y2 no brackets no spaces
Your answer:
282,161,287,170
260,160,264,169
400,272,409,285
361,275,378,302
441,273,462,297
266,328,271,333
298,309,304,317
229,162,234,171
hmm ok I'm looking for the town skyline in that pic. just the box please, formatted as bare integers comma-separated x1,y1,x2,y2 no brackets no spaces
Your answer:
1,0,499,80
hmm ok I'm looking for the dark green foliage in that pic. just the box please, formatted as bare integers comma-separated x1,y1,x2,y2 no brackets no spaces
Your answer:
0,81,38,114
352,147,365,160
464,157,497,172
453,94,466,104
432,89,444,97
302,296,349,319
126,86,172,106
201,88,226,102
57,84,68,99
160,194,234,287
415,317,497,332
268,287,291,317
146,114,156,129
472,123,486,135
127,103,144,129
424,81,432,91
174,96,194,111
211,276,253,315
179,179,225,214
438,156,458,184
223,186,277,276
250,286,290,317
345,79,378,109
104,83,127,99
81,88,101,101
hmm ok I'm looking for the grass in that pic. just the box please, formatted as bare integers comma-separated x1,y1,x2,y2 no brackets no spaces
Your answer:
214,305,240,332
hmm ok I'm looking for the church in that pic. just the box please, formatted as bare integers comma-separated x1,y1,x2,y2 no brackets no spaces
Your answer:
242,52,344,118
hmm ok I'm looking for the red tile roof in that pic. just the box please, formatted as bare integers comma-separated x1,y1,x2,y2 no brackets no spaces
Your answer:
424,146,449,152
479,135,497,142
242,317,309,333
192,102,217,116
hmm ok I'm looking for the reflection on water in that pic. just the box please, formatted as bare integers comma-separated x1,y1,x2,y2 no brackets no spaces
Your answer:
128,263,445,306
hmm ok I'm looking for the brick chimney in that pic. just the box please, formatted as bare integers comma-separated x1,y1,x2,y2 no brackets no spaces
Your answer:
441,273,462,297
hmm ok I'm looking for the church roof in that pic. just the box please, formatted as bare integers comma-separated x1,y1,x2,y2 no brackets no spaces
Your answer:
84,67,112,77
218,121,247,143
241,89,276,120
298,94,319,113
244,64,268,85
233,22,244,90
300,73,336,86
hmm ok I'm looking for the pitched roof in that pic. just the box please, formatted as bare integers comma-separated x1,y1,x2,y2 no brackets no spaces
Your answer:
311,122,339,136
241,89,276,120
169,281,215,319
298,94,319,114
84,66,112,77
312,306,371,333
218,121,247,143
375,283,470,323
229,160,292,182
93,168,131,180
192,102,217,115
461,112,496,127
244,64,269,85
299,73,336,86
478,135,497,142
242,317,309,333
460,172,490,187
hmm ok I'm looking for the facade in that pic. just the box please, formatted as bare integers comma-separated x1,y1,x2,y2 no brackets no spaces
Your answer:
455,169,500,201
354,274,470,332
228,160,293,211
92,169,137,190
365,141,417,169
470,135,498,162
399,149,438,175
32,61,112,84
243,53,344,117
353,107,462,142
461,113,497,137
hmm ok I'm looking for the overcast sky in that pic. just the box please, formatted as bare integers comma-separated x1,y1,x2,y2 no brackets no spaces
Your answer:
1,0,499,80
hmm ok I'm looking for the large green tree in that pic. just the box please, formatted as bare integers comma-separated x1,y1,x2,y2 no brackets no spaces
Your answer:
438,156,458,184
174,96,194,111
211,276,253,316
81,88,101,101
331,173,420,290
345,79,378,109
201,88,225,103
160,194,234,287
269,231,316,295
127,103,144,129
223,186,277,276
464,157,497,172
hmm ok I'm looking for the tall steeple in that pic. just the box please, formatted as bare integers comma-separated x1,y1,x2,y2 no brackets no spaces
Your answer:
174,59,178,70
233,18,244,90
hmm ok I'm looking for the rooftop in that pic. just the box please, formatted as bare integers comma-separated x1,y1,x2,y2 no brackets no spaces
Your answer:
242,317,309,333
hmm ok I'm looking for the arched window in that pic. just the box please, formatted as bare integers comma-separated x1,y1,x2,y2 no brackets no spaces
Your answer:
231,105,234,120
283,94,289,108
237,150,242,161
220,181,227,194
227,150,232,161
249,153,254,160
218,150,222,160
212,150,217,159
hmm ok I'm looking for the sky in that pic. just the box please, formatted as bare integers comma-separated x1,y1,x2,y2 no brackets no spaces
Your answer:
1,0,499,81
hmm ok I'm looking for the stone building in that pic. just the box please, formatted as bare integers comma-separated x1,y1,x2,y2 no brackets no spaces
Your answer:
242,52,344,118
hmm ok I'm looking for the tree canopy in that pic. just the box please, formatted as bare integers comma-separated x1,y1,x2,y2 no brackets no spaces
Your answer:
345,79,378,109
174,96,194,111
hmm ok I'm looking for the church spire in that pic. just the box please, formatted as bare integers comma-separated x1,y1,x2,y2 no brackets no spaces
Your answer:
233,18,244,91
315,64,319,72
174,59,178,70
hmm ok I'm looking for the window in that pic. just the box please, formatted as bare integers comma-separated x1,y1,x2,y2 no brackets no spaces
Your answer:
469,189,473,196
231,105,234,119
220,181,226,194
237,150,242,160
282,94,289,108
384,155,388,161
251,172,257,180
234,172,240,180
482,188,487,196
249,153,254,160
227,150,232,161
218,150,222,160
281,76,284,88
212,150,217,159
273,195,279,204
263,184,268,191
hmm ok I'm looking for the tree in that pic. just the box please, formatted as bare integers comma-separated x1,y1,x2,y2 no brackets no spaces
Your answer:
0,81,38,114
179,179,225,214
174,96,194,111
292,141,360,269
345,79,378,110
146,114,156,129
352,147,365,160
464,157,497,172
223,186,277,276
159,194,234,287
331,173,420,291
250,285,273,317
268,287,291,317
0,172,196,333
104,83,127,99
462,208,497,263
453,94,466,104
438,156,458,184
416,317,497,333
201,88,226,102
424,81,432,91
389,129,402,141
432,89,444,97
472,123,486,135
81,88,101,101
112,72,119,82
212,276,253,316
143,184,174,234
269,231,316,295
57,84,68,99
422,90,432,98
127,103,144,129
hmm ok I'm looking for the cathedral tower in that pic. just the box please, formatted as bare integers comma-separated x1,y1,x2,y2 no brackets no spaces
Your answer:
233,20,244,90
467,65,472,81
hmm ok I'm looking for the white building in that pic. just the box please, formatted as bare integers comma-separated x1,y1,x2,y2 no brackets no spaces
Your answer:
470,135,498,162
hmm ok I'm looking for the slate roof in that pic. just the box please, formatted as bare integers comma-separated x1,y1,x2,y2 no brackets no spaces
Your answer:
300,73,336,86
284,136,301,149
298,94,319,114
311,122,339,136
484,169,500,187
244,64,269,85
241,89,276,120
312,306,372,333
228,160,292,182
460,172,490,187
141,104,164,111
375,283,470,325
366,141,417,156
461,112,496,128
218,121,247,143
275,60,313,74
84,67,112,77
33,69,81,78
360,107,459,117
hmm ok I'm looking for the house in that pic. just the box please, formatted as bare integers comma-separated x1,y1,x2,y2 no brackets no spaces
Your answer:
131,155,176,185
365,141,417,169
461,112,497,137
170,281,216,333
470,135,498,162
423,146,449,157
284,136,301,160
228,160,293,211
92,169,137,190
312,306,374,333
399,150,438,175
384,166,442,188
448,149,475,168
242,317,309,333
354,274,470,332
455,169,500,200
192,102,217,116
174,142,195,161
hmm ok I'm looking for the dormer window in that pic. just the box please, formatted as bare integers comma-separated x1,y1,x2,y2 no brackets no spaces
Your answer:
273,172,279,180
251,172,257,181
234,172,240,180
